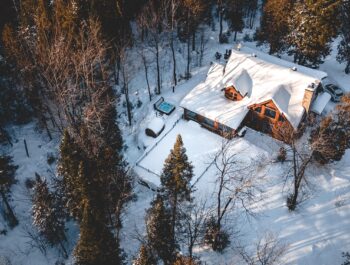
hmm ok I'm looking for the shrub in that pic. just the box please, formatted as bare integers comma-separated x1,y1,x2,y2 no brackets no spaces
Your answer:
204,216,230,252
277,147,287,162
24,178,35,189
47,153,56,165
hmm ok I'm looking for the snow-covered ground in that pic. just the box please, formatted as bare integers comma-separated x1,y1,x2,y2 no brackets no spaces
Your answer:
129,115,350,264
2,9,350,265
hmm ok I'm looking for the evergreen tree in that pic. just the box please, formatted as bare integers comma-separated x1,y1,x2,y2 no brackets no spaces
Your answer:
173,255,201,265
256,0,294,54
337,0,350,74
57,130,85,221
342,252,350,265
146,195,175,265
287,0,341,67
335,94,350,146
133,245,157,265
32,174,67,257
74,200,123,265
160,134,194,258
310,116,348,164
0,155,18,228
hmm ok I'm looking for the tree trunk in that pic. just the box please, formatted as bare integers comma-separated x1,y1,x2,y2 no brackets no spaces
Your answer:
192,31,196,51
170,34,177,86
142,55,152,101
125,85,132,126
234,31,238,41
186,35,191,79
116,56,121,86
171,192,177,247
219,8,224,42
0,190,18,228
155,39,161,94
169,192,178,265
0,126,12,146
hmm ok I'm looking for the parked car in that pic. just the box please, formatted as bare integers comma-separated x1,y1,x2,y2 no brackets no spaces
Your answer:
323,84,344,102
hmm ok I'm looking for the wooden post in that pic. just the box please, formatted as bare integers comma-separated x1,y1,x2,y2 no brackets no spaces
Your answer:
24,139,29,157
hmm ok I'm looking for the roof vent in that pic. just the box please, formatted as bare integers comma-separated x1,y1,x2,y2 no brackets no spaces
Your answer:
291,67,297,71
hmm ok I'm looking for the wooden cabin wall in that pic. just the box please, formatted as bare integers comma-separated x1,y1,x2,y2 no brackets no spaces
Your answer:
183,108,235,138
243,100,294,143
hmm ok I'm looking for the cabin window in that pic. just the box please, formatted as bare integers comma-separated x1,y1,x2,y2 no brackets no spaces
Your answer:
202,117,215,128
278,115,285,122
225,90,234,99
265,108,276,119
186,109,197,120
254,107,262,114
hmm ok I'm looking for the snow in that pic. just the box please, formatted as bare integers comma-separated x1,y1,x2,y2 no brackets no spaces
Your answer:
2,9,350,265
136,119,223,185
146,117,165,135
0,124,77,265
225,68,253,97
181,45,328,131
180,62,249,130
133,119,350,265
311,92,332,115
223,46,327,129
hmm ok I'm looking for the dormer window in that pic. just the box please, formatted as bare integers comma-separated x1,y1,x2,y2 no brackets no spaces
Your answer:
224,86,243,101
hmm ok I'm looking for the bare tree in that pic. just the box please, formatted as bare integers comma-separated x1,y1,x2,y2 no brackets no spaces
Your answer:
197,26,208,67
239,232,288,265
181,200,208,259
182,0,206,79
138,0,165,94
137,46,152,102
206,139,263,251
286,136,313,211
165,0,180,87
120,47,133,126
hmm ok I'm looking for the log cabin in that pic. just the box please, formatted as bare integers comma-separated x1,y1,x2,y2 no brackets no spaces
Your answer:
180,46,329,143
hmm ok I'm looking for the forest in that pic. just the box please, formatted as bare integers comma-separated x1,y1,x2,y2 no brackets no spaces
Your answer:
0,0,350,265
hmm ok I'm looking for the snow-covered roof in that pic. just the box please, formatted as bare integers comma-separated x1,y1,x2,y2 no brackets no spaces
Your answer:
311,92,331,115
147,117,165,134
181,46,328,130
225,68,253,97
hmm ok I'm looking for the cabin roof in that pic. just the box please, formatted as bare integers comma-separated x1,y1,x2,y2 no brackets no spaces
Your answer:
180,46,328,130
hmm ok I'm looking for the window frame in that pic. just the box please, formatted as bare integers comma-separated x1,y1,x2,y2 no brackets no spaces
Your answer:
264,107,277,119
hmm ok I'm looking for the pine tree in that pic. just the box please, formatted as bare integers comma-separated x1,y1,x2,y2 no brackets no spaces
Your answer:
160,134,194,258
256,0,294,54
173,255,201,265
342,252,350,265
287,0,341,67
74,200,123,265
57,130,85,221
133,245,157,265
337,0,350,74
0,155,18,228
335,94,350,146
32,174,67,257
146,195,176,265
311,116,347,164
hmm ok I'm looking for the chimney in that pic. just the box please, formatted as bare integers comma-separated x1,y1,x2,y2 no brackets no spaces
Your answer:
302,85,315,112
